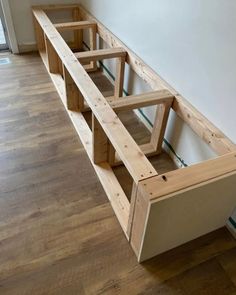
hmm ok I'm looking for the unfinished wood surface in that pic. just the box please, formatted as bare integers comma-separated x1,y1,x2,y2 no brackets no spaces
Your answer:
75,47,126,63
89,23,97,71
108,90,174,112
33,17,45,53
63,65,84,111
140,151,236,201
33,4,78,11
133,171,236,262
54,20,97,31
33,7,157,183
79,4,235,155
114,56,125,98
39,54,130,235
92,114,109,164
72,8,83,51
151,101,172,153
173,95,236,155
1,53,236,295
45,36,59,74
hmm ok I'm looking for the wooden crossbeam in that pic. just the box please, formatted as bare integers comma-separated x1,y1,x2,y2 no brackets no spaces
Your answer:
108,90,174,112
74,48,127,63
76,48,126,94
54,21,97,31
33,4,79,11
112,143,158,167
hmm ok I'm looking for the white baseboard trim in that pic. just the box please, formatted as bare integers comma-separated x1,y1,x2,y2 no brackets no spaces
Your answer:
18,43,37,53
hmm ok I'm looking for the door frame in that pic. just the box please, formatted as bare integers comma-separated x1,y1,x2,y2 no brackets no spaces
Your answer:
0,0,18,53
0,1,9,50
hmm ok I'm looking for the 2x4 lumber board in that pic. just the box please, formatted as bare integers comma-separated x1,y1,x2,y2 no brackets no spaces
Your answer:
151,101,172,153
74,47,126,63
45,36,60,74
72,8,83,51
33,4,78,11
107,90,174,112
138,151,236,201
78,5,235,155
112,143,158,167
32,8,157,183
172,95,236,155
54,21,97,31
33,18,45,52
92,114,109,164
127,182,139,239
63,65,84,111
39,52,130,235
115,56,125,98
89,24,97,71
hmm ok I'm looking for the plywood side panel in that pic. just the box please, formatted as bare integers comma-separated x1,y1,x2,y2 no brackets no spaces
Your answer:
138,172,236,262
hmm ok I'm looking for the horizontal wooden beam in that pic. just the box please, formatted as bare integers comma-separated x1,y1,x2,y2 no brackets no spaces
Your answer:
112,143,158,167
74,48,127,63
33,4,79,11
172,95,236,155
139,151,236,201
54,21,97,31
108,90,174,112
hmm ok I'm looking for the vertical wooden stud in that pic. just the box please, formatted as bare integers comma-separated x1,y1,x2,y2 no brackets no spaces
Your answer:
151,101,172,154
108,142,116,165
89,25,97,71
72,7,83,51
45,36,60,74
127,182,138,239
33,17,45,53
63,65,84,111
114,56,125,98
92,114,109,164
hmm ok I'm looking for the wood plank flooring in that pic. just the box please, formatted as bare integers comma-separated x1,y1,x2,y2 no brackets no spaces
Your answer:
0,52,236,295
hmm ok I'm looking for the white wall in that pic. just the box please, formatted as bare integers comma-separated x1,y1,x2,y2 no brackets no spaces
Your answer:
8,0,72,49
79,0,236,165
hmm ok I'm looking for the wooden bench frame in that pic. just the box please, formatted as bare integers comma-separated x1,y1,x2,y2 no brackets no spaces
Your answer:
32,4,236,262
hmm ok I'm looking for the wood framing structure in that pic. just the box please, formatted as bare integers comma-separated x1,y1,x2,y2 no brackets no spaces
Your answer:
32,4,236,262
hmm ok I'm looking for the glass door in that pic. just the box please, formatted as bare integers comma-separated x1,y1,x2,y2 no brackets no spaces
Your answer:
0,3,9,51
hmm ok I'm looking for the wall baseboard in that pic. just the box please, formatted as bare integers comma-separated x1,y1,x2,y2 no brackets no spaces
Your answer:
18,43,37,53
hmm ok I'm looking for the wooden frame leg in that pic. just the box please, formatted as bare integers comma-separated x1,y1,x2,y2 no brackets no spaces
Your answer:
108,141,116,166
151,101,172,154
63,65,84,111
114,56,125,98
127,182,138,238
89,26,97,71
72,7,83,51
92,114,109,164
34,17,45,53
45,36,60,74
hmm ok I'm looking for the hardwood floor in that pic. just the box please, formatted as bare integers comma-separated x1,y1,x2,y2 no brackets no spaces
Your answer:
0,52,236,295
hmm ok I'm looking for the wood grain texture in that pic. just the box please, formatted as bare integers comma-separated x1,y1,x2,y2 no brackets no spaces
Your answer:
0,53,236,294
